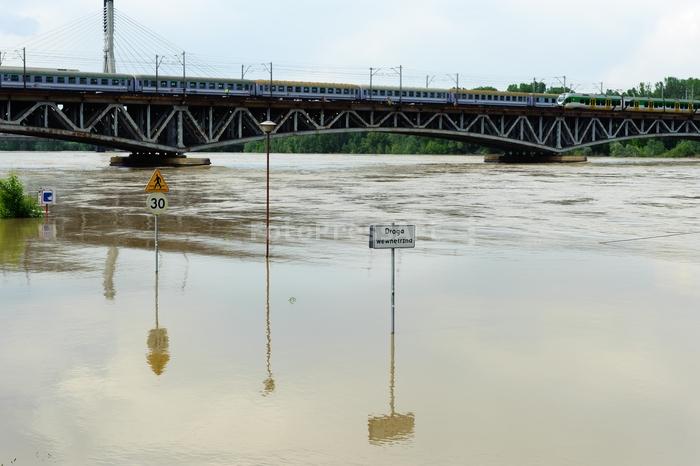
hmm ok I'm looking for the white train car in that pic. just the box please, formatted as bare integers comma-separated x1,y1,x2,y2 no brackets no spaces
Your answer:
254,80,360,100
135,74,254,96
0,67,133,92
360,86,451,104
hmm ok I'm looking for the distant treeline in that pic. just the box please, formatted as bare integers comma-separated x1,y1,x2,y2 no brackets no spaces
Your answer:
244,133,488,155
0,139,95,151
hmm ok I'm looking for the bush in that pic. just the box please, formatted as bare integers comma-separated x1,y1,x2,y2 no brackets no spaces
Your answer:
0,174,43,218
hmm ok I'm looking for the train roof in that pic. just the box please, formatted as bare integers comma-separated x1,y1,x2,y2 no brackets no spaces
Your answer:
259,80,359,89
0,66,133,78
134,74,253,84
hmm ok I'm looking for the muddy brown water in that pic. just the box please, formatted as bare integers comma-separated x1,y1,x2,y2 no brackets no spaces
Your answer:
1,152,700,465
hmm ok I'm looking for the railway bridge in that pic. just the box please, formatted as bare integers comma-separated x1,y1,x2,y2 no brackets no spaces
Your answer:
2,88,700,165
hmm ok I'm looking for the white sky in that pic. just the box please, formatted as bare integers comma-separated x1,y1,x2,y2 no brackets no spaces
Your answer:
0,0,699,92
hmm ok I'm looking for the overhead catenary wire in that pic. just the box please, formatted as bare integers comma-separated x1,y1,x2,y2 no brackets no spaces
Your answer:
600,231,700,245
0,8,635,91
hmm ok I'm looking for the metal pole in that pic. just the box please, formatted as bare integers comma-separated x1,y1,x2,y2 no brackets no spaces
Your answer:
182,51,186,94
370,67,373,102
155,215,159,274
391,246,395,335
266,132,271,259
155,55,159,92
269,62,273,98
399,65,403,104
22,48,26,89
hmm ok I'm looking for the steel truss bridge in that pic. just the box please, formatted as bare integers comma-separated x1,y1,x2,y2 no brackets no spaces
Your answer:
2,89,700,160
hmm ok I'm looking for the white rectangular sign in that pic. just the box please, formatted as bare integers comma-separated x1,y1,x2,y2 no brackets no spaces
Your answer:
369,225,416,249
38,188,56,206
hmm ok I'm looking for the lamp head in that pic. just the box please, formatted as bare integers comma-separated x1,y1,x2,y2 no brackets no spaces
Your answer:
260,120,277,134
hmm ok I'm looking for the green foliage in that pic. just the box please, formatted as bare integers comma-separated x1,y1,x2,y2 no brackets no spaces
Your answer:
626,77,700,99
0,174,43,219
0,139,94,151
507,81,547,93
472,86,498,91
244,133,487,155
664,140,700,157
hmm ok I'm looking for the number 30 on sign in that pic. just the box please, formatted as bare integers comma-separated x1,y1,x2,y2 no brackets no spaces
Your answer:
147,193,168,215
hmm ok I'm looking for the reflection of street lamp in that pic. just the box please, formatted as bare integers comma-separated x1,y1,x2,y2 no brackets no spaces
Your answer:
262,257,275,396
368,334,415,445
260,120,277,259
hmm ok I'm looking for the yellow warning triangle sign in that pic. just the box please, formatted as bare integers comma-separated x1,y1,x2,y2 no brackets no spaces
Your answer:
145,169,169,193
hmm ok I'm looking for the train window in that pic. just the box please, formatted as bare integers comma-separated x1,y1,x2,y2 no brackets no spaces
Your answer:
188,82,195,88
303,87,309,92
286,86,291,92
161,81,167,87
408,91,414,97
80,77,87,85
227,84,234,90
89,78,97,85
196,82,204,89
68,77,76,84
217,83,223,89
170,81,177,87
312,87,318,93
46,76,54,83
343,88,349,94
208,83,216,89
99,78,107,85
10,75,19,82
336,88,341,94
320,88,326,94
111,79,118,85
271,85,277,91
34,76,42,83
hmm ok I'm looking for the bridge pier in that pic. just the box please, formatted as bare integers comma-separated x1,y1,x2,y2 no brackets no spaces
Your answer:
485,151,587,164
110,152,211,168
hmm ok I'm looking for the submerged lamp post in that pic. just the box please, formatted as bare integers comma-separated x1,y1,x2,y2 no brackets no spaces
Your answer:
260,120,277,258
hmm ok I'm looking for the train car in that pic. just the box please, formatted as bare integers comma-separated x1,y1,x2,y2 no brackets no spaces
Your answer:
135,74,254,96
0,66,133,92
557,93,624,111
624,96,695,113
454,89,559,107
360,86,451,104
255,80,360,100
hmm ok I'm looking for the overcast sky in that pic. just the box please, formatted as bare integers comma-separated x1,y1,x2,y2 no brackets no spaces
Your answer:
1,0,699,92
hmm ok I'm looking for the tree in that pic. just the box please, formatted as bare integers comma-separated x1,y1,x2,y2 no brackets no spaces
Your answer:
0,174,43,218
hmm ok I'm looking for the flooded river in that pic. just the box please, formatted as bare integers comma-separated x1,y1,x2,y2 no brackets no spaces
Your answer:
1,152,700,465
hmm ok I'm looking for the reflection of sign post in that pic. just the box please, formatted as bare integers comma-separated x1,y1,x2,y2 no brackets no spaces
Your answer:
368,334,415,445
369,224,416,334
145,170,170,274
38,188,56,219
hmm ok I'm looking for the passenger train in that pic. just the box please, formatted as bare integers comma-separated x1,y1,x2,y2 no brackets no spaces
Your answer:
1,67,695,113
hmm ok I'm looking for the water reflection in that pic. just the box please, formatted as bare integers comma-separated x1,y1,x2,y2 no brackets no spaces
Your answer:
368,334,415,446
103,247,119,300
262,258,275,396
146,272,170,376
0,218,41,268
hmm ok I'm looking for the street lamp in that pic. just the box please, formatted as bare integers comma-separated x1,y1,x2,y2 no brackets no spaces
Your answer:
260,120,277,258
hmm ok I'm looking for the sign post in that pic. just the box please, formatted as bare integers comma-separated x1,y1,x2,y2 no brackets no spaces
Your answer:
38,188,56,219
369,224,416,334
145,169,170,274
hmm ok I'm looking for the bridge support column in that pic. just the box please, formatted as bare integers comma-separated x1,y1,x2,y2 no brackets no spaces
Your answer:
485,151,587,164
110,152,211,168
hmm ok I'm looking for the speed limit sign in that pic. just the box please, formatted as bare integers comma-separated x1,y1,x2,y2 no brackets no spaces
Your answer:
147,193,168,215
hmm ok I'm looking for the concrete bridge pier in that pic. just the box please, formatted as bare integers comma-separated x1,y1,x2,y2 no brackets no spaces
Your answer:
485,151,587,164
110,152,211,168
